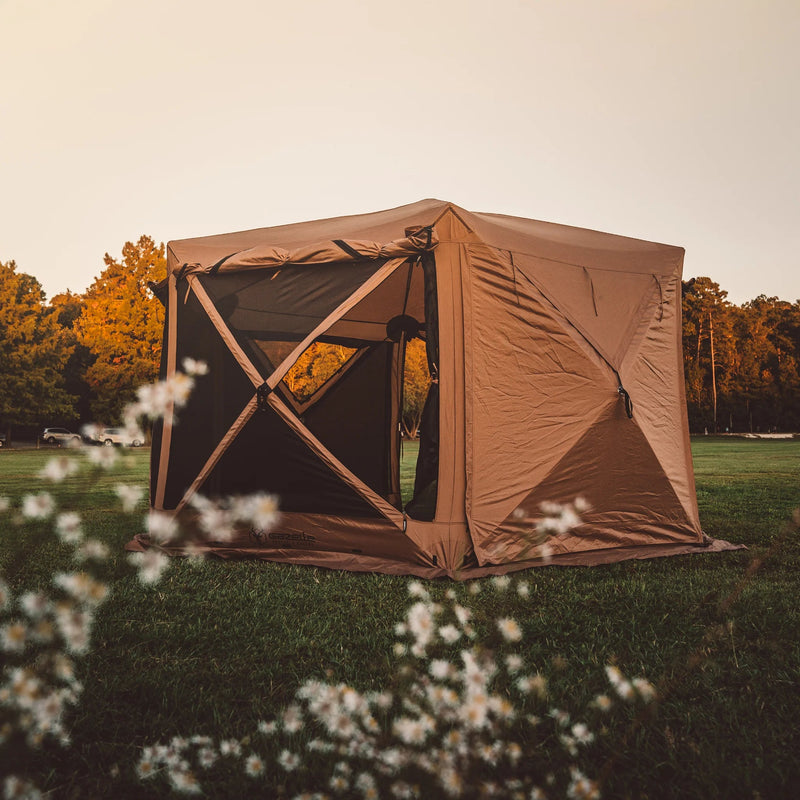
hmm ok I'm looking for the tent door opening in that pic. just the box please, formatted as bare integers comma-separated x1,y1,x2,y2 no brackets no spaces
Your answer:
398,252,439,521
256,254,441,521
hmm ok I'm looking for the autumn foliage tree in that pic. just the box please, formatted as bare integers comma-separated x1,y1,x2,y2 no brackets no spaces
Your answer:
0,261,76,439
402,337,431,438
284,342,358,402
74,236,166,423
682,278,800,432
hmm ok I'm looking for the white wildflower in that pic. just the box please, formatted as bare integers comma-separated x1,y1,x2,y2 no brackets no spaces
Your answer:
146,511,179,544
128,550,170,585
235,492,279,531
282,704,304,733
21,492,56,520
490,575,511,592
116,484,144,512
392,716,427,745
496,617,523,642
440,767,463,796
169,769,202,795
219,739,241,757
278,749,301,772
406,602,435,651
4,776,43,799
197,747,217,769
566,768,600,800
516,673,547,699
258,720,277,736
438,623,461,644
39,455,79,483
593,693,613,712
429,659,455,680
605,665,635,701
571,722,595,745
459,692,489,729
633,677,656,703
196,504,236,542
75,539,110,562
244,753,265,776
505,654,524,674
182,358,208,376
1,621,27,652
53,572,107,605
55,512,83,544
574,496,591,513
19,591,50,619
86,445,118,468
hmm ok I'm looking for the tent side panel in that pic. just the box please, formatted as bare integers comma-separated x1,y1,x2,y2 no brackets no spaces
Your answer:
461,244,702,565
624,270,702,532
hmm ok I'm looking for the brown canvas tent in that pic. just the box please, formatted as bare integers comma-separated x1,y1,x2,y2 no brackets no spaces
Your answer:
131,199,739,578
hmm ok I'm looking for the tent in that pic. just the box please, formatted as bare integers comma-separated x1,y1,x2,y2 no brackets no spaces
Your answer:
131,199,739,578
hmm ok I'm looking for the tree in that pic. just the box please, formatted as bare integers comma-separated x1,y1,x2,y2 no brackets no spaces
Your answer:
402,337,431,438
682,280,800,433
74,237,166,423
49,291,94,425
284,342,358,402
0,261,76,440
681,278,734,431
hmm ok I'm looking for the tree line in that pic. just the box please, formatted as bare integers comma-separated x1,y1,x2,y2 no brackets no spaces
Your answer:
1,239,798,442
682,277,800,433
0,237,165,442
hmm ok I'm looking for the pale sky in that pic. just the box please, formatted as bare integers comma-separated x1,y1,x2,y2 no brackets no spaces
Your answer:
1,0,798,305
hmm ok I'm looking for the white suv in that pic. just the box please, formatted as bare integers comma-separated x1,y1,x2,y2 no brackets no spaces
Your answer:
41,427,82,445
96,427,144,447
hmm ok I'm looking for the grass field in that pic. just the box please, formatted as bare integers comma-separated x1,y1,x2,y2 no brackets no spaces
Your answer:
1,438,799,798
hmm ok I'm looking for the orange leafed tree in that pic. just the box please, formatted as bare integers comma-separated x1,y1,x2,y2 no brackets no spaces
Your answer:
284,342,358,402
74,236,166,423
402,338,431,438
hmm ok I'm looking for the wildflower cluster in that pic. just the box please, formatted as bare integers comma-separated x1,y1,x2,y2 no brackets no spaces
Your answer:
0,361,212,795
138,577,656,799
0,464,138,794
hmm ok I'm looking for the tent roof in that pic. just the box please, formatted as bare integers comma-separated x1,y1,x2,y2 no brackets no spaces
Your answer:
167,199,684,277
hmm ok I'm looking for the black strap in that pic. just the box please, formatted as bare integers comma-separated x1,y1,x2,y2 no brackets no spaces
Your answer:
256,382,273,411
617,383,634,419
333,239,365,260
209,253,236,274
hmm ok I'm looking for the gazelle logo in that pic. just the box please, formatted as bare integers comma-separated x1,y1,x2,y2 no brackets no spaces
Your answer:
255,530,317,545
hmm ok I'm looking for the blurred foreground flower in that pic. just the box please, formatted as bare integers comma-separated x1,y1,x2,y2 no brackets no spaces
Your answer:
138,573,656,799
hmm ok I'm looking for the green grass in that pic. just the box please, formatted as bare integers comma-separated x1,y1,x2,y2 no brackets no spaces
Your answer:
1,440,799,798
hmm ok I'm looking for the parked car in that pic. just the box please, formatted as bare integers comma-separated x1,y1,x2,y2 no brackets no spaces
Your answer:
94,427,144,447
41,427,82,445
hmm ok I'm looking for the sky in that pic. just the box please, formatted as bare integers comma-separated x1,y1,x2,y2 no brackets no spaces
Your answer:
1,0,798,306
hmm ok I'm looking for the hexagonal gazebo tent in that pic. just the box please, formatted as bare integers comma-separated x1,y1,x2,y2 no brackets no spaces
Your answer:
130,200,739,577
